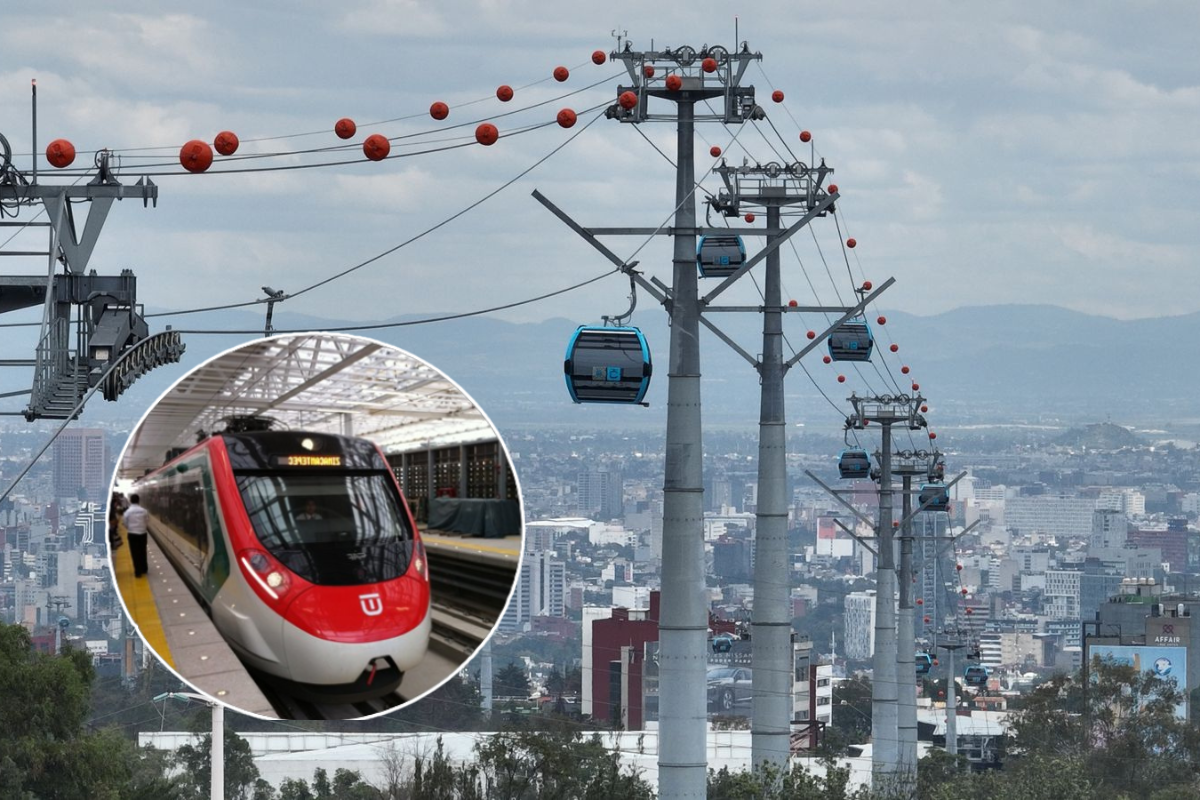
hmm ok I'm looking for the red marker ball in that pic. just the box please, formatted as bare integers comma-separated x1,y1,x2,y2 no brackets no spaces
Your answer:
430,101,449,120
179,140,213,173
890,344,899,352
800,130,812,142
901,366,910,375
619,91,638,110
837,375,846,383
930,432,938,440
787,299,798,307
828,183,839,194
666,74,683,91
214,131,239,156
744,213,756,223
924,616,931,624
966,608,974,615
702,57,718,73
592,50,607,65
710,146,722,157
912,383,920,391
847,237,857,248
772,90,784,103
956,564,963,571
823,355,831,364
861,280,872,290
335,118,357,139
644,65,655,78
877,315,887,325
475,123,499,146
806,330,816,340
557,108,577,128
363,134,390,161
45,138,76,168
921,405,929,413
497,85,514,102
917,599,924,606
553,66,570,82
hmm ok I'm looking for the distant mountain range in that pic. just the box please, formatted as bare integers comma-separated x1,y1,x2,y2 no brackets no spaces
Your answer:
26,304,1200,433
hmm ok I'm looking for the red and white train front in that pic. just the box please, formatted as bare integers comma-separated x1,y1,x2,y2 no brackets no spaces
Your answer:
142,430,430,699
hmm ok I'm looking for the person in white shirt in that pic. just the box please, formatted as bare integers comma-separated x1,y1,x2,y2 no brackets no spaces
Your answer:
123,494,150,577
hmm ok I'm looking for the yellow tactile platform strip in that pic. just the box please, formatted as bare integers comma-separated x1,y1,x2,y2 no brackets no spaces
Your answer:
111,526,276,717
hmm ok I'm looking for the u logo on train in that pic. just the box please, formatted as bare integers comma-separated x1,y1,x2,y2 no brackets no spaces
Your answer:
134,429,431,701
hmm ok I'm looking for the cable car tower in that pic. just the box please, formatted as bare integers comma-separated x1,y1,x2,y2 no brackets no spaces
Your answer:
533,39,897,793
0,105,183,421
891,448,945,785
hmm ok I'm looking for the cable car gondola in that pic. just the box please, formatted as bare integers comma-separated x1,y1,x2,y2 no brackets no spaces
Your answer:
564,326,652,404
964,664,989,687
838,448,871,480
919,483,950,512
827,317,874,362
916,652,933,676
696,234,746,278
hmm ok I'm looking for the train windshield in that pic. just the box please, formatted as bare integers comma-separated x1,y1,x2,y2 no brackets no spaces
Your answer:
234,472,415,586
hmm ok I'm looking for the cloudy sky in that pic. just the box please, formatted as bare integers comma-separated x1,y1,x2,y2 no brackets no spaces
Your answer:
2,0,1197,335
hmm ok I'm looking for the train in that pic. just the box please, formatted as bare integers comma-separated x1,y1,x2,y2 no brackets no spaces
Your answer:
133,429,431,701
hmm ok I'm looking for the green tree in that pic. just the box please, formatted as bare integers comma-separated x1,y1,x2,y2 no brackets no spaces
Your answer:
706,759,871,799
174,726,262,800
474,725,653,799
1007,657,1200,795
829,674,873,746
495,662,531,698
0,623,172,798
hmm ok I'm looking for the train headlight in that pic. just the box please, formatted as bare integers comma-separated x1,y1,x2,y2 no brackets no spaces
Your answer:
413,541,428,580
239,548,292,601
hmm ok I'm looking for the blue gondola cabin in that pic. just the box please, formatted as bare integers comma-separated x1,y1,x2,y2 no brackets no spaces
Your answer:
696,234,747,278
828,318,874,362
564,326,652,404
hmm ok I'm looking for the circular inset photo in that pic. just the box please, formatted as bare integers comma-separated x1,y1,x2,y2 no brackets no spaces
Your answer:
108,333,523,719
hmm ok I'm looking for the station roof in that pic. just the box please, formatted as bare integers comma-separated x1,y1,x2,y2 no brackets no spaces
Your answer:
118,334,494,479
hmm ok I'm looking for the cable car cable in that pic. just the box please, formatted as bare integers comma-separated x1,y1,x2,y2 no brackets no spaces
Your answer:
170,267,618,336
144,107,607,321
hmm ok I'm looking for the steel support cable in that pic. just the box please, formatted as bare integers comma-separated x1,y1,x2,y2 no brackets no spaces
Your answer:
170,115,758,335
133,107,605,323
40,113,574,178
684,108,874,436
17,60,606,157
284,107,606,301
171,267,618,336
99,71,623,171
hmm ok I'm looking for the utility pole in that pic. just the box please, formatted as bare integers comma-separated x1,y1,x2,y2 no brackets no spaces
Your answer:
262,286,287,335
155,692,225,800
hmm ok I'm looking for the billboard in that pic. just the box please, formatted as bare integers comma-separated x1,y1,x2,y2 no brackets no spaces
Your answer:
1089,644,1188,719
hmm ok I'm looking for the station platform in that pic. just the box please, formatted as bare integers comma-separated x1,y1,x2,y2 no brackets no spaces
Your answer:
111,527,276,717
421,529,522,565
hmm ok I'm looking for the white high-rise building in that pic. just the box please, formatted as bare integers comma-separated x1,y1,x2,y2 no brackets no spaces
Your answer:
501,551,566,633
844,591,876,660
1045,569,1082,619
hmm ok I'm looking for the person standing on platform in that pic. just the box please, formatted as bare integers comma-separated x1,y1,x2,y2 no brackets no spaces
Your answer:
124,493,150,578
108,492,125,550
